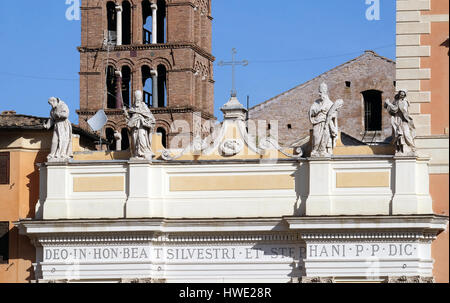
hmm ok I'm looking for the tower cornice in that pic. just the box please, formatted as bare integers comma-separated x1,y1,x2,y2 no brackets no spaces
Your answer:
78,43,215,62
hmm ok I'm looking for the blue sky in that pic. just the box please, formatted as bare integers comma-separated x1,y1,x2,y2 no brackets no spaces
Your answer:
0,0,395,122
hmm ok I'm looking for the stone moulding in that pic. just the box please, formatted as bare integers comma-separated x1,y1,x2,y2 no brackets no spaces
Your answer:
120,278,165,283
386,276,434,283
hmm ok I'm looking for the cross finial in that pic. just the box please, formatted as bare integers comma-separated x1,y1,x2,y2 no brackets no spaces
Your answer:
218,48,248,98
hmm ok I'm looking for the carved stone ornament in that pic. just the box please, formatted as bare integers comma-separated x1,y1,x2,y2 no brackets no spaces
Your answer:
219,139,243,156
258,137,303,158
120,278,166,283
301,277,336,283
386,276,434,283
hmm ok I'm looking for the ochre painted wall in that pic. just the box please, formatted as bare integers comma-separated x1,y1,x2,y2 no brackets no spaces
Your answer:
0,150,46,283
431,174,449,283
422,0,450,284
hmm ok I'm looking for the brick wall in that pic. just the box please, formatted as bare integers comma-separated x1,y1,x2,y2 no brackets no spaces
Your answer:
249,51,396,147
78,0,215,143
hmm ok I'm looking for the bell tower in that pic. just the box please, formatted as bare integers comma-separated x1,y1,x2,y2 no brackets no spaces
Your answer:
77,0,215,150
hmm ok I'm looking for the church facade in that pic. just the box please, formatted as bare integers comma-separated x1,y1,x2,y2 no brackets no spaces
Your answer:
15,97,449,283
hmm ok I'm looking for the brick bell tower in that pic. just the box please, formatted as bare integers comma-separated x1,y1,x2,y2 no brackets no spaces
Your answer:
77,0,215,150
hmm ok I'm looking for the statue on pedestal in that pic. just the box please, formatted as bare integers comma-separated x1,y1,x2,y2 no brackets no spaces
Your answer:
384,90,417,156
309,83,344,157
125,90,156,160
44,97,73,162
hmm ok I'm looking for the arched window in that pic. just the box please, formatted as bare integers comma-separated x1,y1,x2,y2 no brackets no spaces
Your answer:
142,0,153,44
121,128,130,151
106,128,116,151
157,0,167,44
157,127,167,148
141,65,153,107
362,90,382,131
142,0,166,44
121,66,132,108
122,1,132,45
157,65,167,108
106,2,117,44
106,65,116,109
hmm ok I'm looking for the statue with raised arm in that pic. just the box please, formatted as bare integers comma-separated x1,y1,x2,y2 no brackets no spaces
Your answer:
384,90,417,156
125,90,156,160
44,97,73,162
309,82,344,157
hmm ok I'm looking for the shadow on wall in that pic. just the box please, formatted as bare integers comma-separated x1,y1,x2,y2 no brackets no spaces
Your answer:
6,226,35,282
26,151,48,219
441,38,449,55
293,162,309,217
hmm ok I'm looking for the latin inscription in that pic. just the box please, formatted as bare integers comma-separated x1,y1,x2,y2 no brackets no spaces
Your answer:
43,243,419,263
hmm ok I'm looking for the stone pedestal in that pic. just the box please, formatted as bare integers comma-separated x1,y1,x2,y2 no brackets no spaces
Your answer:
392,157,433,214
305,158,333,216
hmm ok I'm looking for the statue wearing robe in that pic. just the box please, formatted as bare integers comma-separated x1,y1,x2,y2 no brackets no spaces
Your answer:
384,90,417,156
125,90,156,160
44,97,73,162
309,83,343,157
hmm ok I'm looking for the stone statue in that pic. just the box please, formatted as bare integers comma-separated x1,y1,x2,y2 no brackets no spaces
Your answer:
125,90,156,160
114,130,122,151
384,90,417,156
309,82,344,157
44,97,73,162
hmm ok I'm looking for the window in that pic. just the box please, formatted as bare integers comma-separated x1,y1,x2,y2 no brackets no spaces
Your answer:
106,1,117,44
362,90,382,131
157,65,167,108
345,81,351,88
0,152,10,185
141,65,153,107
157,127,167,148
287,124,292,129
122,1,132,45
142,0,153,44
106,66,117,109
157,0,167,44
106,128,116,151
0,222,9,264
121,128,130,151
121,66,132,108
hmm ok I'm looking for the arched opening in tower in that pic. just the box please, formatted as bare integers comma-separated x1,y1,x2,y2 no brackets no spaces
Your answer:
121,128,130,151
106,1,117,44
157,127,167,148
106,65,117,109
105,128,116,151
142,0,153,44
121,66,132,108
362,90,383,132
122,1,132,45
157,0,167,44
157,65,167,108
141,65,153,107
